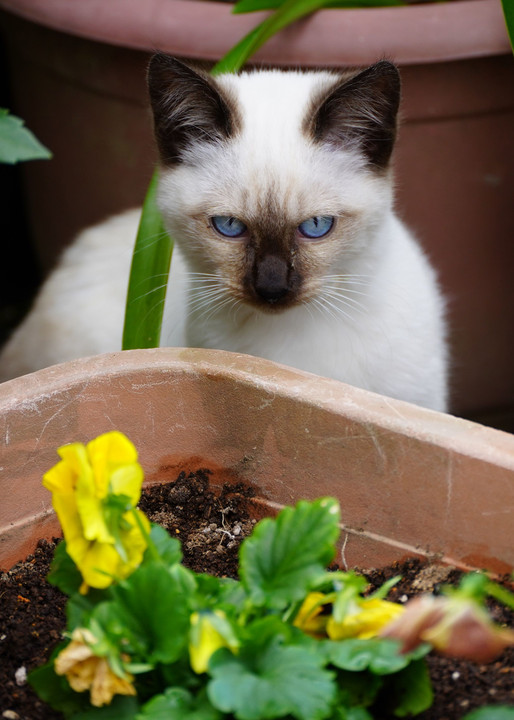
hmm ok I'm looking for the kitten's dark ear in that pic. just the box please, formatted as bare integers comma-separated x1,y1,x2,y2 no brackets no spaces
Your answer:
147,53,239,164
311,61,401,169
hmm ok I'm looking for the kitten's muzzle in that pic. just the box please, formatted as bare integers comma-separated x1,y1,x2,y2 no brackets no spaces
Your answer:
253,255,295,306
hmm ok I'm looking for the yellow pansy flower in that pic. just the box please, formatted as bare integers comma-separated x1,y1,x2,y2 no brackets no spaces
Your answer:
293,592,330,637
43,431,149,593
327,597,404,640
189,610,238,673
55,628,136,707
295,592,404,641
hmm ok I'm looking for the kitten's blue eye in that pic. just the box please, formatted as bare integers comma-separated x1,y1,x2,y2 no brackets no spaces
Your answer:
211,216,247,238
298,216,334,239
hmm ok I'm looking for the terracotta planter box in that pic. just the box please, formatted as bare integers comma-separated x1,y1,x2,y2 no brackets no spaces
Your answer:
0,0,513,420
1,349,514,578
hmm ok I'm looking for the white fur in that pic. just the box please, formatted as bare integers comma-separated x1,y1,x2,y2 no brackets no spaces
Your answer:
0,68,448,411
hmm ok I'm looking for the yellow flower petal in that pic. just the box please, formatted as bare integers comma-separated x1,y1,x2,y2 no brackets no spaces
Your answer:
328,598,404,640
87,431,140,501
42,459,76,494
189,611,236,673
43,431,148,592
293,592,329,637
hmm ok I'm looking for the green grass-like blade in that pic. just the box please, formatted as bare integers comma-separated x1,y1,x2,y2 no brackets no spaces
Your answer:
501,0,514,53
122,169,174,350
212,0,340,75
232,0,402,14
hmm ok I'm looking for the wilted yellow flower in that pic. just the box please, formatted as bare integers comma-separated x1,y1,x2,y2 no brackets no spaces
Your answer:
189,610,238,673
55,628,136,707
381,594,514,663
43,431,149,593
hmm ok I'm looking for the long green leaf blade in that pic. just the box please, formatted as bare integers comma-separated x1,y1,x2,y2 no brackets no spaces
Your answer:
232,0,402,14
122,169,173,350
213,0,336,75
501,0,514,53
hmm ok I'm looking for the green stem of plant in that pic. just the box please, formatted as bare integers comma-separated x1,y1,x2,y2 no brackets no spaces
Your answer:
132,508,161,563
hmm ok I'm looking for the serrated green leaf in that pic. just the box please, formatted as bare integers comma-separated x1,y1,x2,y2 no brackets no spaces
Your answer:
208,636,336,720
239,497,340,608
463,708,514,720
122,168,174,349
137,687,222,720
110,562,191,664
324,638,410,675
0,108,52,163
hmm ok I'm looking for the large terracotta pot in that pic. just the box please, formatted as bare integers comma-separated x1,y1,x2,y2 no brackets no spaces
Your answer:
1,349,514,576
0,0,512,420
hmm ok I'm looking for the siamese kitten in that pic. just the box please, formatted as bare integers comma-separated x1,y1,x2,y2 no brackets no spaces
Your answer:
0,54,448,411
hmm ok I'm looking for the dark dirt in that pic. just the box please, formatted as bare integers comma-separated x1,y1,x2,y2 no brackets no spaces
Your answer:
1,469,513,720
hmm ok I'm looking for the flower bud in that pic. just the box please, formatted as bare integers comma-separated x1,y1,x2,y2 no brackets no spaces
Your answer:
381,594,514,663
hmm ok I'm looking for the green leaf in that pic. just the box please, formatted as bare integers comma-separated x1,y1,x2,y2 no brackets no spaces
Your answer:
47,541,83,596
501,0,514,53
334,709,374,720
324,638,411,675
109,562,191,664
137,687,222,720
239,497,340,608
73,695,140,719
463,709,514,720
28,660,92,716
147,524,183,566
122,169,174,349
232,0,402,13
380,659,433,718
208,635,336,720
0,108,52,163
213,0,329,75
335,669,383,710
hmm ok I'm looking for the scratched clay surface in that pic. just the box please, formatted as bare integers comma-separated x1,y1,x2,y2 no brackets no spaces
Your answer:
1,471,513,720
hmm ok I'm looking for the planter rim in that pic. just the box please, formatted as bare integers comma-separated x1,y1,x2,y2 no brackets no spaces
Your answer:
0,0,510,66
1,347,514,471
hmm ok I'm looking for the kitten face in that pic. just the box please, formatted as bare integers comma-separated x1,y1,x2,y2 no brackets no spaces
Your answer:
148,55,400,314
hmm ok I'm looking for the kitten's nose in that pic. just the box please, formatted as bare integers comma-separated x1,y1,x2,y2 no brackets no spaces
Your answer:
254,256,290,303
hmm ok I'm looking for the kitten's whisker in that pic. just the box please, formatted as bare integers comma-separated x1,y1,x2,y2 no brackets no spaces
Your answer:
322,284,368,297
309,297,342,323
130,283,169,303
322,289,367,313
